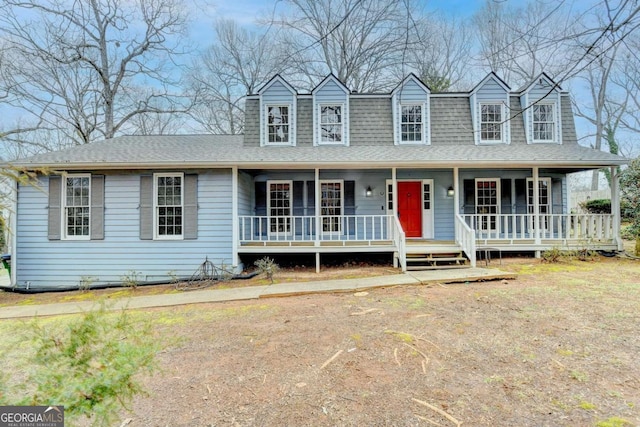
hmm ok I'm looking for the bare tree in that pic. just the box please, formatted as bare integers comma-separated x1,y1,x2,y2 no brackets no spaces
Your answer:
188,19,285,134
0,0,191,149
399,13,474,91
473,0,577,87
273,0,411,92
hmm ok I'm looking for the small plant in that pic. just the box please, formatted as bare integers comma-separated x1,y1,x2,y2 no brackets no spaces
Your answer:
167,270,179,284
78,275,98,292
542,247,563,263
121,270,142,290
29,304,156,425
595,417,633,427
254,257,280,284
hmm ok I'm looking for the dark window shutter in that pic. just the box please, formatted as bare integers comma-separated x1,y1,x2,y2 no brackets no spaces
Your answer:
514,179,527,214
293,181,304,216
345,181,355,215
306,181,315,215
463,179,475,214
184,174,198,239
91,175,105,240
500,178,512,214
140,175,153,240
47,175,62,240
255,181,266,216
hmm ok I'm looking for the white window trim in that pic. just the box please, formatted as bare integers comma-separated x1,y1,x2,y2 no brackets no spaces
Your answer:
478,102,505,144
62,173,91,241
316,103,346,146
398,103,427,145
267,179,293,238
526,177,552,213
531,102,557,144
154,172,184,240
319,179,344,235
264,103,293,146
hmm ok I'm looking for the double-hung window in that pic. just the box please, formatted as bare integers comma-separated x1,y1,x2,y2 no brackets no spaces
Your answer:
480,103,503,143
266,105,290,144
532,104,555,142
155,173,183,239
64,174,91,239
400,105,423,143
319,105,343,144
320,181,343,233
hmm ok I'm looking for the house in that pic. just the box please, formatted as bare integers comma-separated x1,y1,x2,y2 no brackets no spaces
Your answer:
5,73,628,290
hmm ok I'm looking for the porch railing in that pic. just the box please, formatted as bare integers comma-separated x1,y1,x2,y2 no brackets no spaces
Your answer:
392,216,407,272
461,213,615,242
238,215,399,245
455,214,476,267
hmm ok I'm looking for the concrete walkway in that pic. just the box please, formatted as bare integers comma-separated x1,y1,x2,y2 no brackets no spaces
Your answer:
0,267,515,319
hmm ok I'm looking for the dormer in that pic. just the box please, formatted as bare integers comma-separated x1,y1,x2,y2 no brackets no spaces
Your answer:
391,74,431,145
470,72,511,145
519,73,563,144
312,75,350,146
258,75,297,147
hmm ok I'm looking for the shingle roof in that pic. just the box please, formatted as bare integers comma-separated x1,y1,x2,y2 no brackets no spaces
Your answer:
10,134,627,170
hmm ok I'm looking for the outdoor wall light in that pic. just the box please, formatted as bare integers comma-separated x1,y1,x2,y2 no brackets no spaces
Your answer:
447,186,455,197
365,186,373,197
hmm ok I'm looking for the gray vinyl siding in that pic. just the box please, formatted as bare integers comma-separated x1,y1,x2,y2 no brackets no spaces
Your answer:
430,98,474,146
238,171,253,216
349,98,393,146
15,170,234,289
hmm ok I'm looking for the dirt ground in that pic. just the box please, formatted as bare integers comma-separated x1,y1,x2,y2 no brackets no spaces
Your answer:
99,255,638,427
1,254,639,426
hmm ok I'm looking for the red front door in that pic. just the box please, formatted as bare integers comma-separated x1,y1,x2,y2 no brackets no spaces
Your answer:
398,181,422,238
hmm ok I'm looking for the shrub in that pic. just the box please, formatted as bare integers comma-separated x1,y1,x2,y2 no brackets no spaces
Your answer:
580,198,611,214
254,257,280,284
8,304,157,426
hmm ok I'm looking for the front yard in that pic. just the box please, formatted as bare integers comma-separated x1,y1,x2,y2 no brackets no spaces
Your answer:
0,256,638,426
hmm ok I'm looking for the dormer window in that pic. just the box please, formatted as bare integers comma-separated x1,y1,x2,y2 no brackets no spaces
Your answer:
266,105,291,144
400,105,423,143
480,103,503,143
319,105,343,143
533,104,555,142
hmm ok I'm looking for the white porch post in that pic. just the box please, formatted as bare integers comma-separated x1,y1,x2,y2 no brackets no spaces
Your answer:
392,167,398,269
315,168,321,273
533,167,541,255
232,167,240,270
611,166,623,251
453,167,460,215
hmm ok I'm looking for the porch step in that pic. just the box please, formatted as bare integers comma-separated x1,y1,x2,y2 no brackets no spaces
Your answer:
405,251,469,271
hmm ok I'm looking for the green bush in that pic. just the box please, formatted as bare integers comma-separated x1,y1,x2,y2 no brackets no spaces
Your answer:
2,304,158,426
580,199,611,214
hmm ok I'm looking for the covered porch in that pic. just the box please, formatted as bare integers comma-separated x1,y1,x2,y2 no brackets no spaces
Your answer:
232,165,623,272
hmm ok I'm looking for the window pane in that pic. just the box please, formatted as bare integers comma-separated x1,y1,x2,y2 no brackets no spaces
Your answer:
320,105,343,143
268,106,289,143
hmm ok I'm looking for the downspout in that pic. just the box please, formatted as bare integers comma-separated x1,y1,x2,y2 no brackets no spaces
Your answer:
9,178,17,286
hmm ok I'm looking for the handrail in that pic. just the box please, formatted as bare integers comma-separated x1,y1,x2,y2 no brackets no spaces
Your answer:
455,214,476,267
460,213,615,242
392,215,407,272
